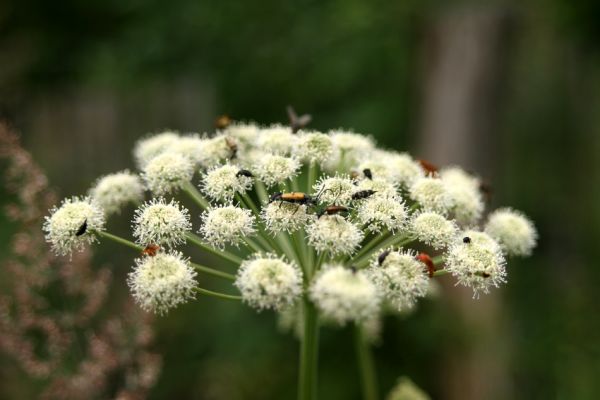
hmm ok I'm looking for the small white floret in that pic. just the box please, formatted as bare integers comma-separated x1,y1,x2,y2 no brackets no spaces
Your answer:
306,215,364,256
261,202,314,234
132,198,191,248
485,208,537,257
199,205,256,249
253,154,301,187
141,152,194,195
409,176,452,214
357,195,408,233
43,196,106,256
201,164,253,202
309,264,380,324
133,131,180,169
293,131,333,165
257,125,295,155
128,251,197,314
312,175,355,205
235,254,302,311
410,211,458,249
89,170,144,215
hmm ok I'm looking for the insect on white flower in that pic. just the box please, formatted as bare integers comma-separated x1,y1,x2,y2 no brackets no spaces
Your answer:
201,164,254,202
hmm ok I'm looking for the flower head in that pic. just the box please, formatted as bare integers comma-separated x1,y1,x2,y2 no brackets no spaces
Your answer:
409,176,452,214
261,202,314,234
235,254,302,310
198,134,236,167
223,123,260,147
485,208,537,257
313,175,355,205
141,152,194,195
43,196,106,256
354,178,398,198
445,233,506,296
132,198,191,248
293,131,333,165
253,154,301,187
257,125,295,155
133,131,180,168
167,135,206,166
310,265,380,324
89,170,144,215
440,167,484,226
326,130,375,171
306,215,364,256
410,211,458,249
199,205,256,249
201,164,253,202
357,195,407,233
368,250,429,312
385,152,425,188
127,251,197,314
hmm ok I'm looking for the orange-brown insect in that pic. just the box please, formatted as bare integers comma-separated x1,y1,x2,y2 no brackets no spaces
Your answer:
270,191,316,206
417,159,438,177
317,205,349,218
215,115,232,130
142,244,160,257
416,252,436,278
225,136,238,159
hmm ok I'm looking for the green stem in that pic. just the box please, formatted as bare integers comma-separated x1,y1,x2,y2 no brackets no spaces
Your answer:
182,181,211,210
191,262,235,280
354,236,414,268
194,287,242,301
243,236,266,253
185,232,243,265
94,230,143,251
433,269,449,277
307,162,318,193
298,296,319,400
354,325,378,400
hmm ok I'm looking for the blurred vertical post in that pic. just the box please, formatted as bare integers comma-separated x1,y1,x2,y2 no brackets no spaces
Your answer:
418,6,514,400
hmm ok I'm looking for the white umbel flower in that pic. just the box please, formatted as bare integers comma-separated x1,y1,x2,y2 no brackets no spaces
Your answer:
257,125,295,155
409,177,452,214
261,202,314,234
253,154,301,187
357,195,408,233
445,235,506,296
167,135,206,166
306,215,364,256
293,131,333,165
326,130,375,171
199,205,256,249
368,250,429,312
133,131,180,169
410,211,458,249
385,152,425,188
141,152,194,195
310,265,380,324
235,254,302,310
485,208,537,257
43,196,106,256
223,123,260,147
357,157,395,183
312,175,355,205
201,164,253,202
198,134,236,167
354,178,398,199
89,170,144,215
127,251,197,314
132,198,191,248
440,167,484,226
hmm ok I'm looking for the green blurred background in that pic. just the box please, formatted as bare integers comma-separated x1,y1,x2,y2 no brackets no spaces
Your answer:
1,0,599,399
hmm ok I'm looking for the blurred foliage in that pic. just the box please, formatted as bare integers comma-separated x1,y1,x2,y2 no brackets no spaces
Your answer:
1,0,600,399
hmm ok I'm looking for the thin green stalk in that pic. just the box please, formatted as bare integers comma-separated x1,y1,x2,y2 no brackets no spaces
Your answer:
243,236,266,253
239,193,261,218
94,230,143,252
307,162,318,193
276,232,303,267
185,232,243,265
354,325,378,400
182,181,210,209
255,181,270,204
354,236,414,268
191,262,235,280
433,269,449,277
431,255,444,265
353,230,391,261
291,177,301,192
194,287,242,301
298,296,319,400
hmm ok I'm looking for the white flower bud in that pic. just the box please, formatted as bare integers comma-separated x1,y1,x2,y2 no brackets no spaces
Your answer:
309,264,380,324
89,170,144,215
306,215,364,256
485,208,537,257
198,134,236,167
199,205,256,249
167,135,206,166
253,154,301,187
357,195,408,233
43,196,106,256
235,254,302,310
223,123,260,147
445,233,506,297
201,164,253,202
313,175,355,205
368,250,429,312
440,167,484,226
133,131,180,169
410,211,458,249
128,251,197,314
293,131,333,165
326,130,375,171
141,152,194,195
133,198,191,248
385,152,425,188
409,177,452,214
261,202,314,234
257,125,295,155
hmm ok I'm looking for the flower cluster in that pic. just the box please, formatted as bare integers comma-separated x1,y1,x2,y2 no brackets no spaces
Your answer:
44,122,537,319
